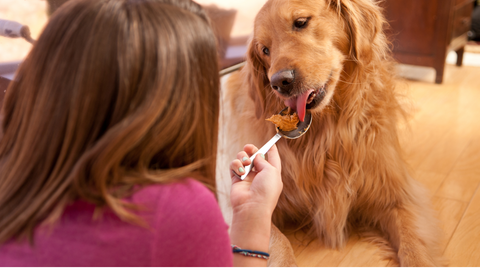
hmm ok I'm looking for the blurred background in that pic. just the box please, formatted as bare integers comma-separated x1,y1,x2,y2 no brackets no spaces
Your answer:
1,0,479,81
0,0,266,66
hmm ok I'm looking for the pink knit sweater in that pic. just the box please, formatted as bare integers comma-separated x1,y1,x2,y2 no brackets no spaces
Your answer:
0,178,232,266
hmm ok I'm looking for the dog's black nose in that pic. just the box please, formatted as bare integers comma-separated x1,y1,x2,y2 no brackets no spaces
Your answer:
271,69,295,94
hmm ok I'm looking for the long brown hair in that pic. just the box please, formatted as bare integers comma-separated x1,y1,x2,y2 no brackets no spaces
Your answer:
0,0,219,244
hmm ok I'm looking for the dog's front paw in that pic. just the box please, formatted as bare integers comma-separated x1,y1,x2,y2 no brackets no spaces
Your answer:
268,225,298,267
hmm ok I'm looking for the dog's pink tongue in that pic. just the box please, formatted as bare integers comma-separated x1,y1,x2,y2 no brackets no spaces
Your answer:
284,89,314,122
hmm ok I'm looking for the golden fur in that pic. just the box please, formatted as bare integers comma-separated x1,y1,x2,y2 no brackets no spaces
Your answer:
220,0,445,266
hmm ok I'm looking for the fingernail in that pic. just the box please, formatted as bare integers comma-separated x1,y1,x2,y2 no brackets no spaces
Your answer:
260,154,265,159
239,167,245,174
242,157,248,162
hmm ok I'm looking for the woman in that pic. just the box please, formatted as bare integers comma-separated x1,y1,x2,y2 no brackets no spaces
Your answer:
0,0,282,267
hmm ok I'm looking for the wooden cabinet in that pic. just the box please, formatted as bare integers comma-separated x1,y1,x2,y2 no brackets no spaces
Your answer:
382,0,475,83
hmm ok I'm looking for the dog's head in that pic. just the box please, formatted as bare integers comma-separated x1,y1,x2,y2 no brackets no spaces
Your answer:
246,0,385,120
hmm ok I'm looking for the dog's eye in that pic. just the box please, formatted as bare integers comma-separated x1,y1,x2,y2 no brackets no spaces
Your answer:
262,47,270,56
294,17,310,29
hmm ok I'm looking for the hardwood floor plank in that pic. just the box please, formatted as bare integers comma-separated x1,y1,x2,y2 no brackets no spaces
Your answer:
444,186,480,266
436,139,480,202
337,235,391,267
284,231,310,258
436,170,480,202
401,128,448,171
431,196,468,251
294,234,360,267
400,93,465,171
416,128,472,175
445,139,480,174
414,170,448,196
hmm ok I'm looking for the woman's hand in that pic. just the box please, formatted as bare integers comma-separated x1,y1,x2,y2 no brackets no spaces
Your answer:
228,144,283,267
229,144,283,217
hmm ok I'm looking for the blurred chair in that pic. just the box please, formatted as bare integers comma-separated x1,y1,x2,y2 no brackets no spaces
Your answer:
202,4,248,71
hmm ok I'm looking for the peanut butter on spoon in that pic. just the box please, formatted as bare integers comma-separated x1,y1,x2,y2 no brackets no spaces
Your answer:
265,111,299,132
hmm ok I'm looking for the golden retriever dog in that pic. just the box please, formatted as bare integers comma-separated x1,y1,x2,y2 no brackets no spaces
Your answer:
217,0,445,267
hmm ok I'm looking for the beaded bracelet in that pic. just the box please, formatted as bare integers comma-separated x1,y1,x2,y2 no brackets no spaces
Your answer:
231,244,270,260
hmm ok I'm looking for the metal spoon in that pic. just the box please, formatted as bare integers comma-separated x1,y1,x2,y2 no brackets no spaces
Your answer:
237,107,312,180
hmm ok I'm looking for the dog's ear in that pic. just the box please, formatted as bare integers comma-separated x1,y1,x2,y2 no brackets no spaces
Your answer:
245,38,270,119
330,0,384,64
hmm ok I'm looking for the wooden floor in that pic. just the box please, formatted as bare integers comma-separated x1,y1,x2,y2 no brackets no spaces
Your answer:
285,63,480,267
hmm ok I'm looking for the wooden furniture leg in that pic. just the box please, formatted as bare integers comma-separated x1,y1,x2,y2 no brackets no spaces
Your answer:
434,65,445,84
456,47,465,66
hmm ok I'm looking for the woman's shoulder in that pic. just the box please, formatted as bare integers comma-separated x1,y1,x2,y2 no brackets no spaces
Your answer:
133,178,215,205
131,178,221,221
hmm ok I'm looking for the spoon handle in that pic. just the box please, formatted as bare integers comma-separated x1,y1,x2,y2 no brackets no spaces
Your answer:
240,133,282,180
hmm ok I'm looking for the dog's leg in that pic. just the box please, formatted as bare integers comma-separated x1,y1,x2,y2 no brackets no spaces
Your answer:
373,182,445,267
380,207,437,266
267,224,298,267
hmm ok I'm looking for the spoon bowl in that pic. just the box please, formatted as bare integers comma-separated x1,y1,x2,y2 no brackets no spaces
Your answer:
277,107,312,139
238,107,312,180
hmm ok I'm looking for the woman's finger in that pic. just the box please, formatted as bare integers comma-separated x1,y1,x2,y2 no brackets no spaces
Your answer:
243,144,259,156
252,151,271,172
229,159,245,178
236,151,251,166
265,144,281,171
252,145,281,174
